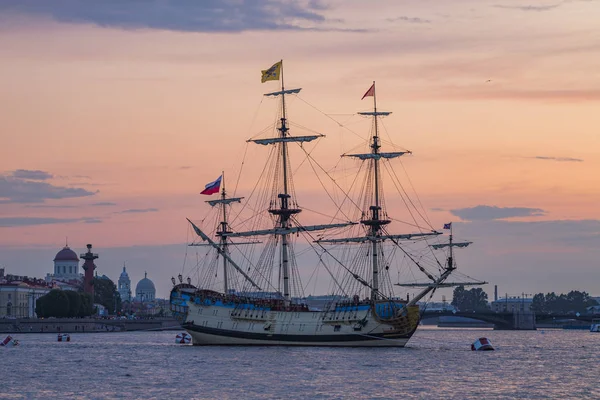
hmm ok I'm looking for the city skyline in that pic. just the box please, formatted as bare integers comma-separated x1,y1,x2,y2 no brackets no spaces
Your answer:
1,0,599,299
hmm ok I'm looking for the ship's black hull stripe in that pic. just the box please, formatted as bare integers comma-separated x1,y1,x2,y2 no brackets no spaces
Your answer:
183,323,413,342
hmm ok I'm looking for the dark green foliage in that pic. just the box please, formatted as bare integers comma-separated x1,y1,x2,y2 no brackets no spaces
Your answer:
64,290,81,318
93,277,121,315
40,289,70,318
35,289,95,318
530,291,598,314
79,292,94,317
35,296,46,318
451,286,490,312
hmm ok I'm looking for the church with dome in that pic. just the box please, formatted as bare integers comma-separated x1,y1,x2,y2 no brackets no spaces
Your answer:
135,272,156,302
45,244,84,289
52,245,81,281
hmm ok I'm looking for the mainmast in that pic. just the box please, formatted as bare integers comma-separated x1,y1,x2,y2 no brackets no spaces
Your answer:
188,61,356,296
274,61,296,304
247,60,347,304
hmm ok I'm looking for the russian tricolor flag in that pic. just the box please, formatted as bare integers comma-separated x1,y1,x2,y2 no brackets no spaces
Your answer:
200,175,222,195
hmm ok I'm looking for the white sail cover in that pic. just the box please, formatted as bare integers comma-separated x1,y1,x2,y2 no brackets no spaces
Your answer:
357,111,392,116
316,231,440,244
223,222,356,238
249,135,323,145
396,281,486,287
264,88,302,97
344,151,410,160
206,197,243,206
431,242,472,250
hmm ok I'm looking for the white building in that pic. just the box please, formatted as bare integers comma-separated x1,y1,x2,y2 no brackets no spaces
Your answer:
135,272,156,302
0,269,50,318
46,245,82,282
118,266,132,302
491,296,533,313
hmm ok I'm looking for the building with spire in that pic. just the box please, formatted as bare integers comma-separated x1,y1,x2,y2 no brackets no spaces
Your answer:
118,265,132,302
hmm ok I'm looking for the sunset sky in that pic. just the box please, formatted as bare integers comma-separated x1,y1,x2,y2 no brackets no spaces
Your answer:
1,0,599,300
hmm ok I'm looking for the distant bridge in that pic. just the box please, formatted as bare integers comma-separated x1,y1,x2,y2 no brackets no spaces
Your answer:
421,310,600,330
421,310,518,330
535,313,599,323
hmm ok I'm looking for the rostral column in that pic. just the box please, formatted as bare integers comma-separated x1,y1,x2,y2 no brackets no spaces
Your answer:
80,244,98,296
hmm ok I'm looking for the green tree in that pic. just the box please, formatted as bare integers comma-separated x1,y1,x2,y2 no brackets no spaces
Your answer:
451,286,489,312
78,292,94,317
451,286,466,310
35,296,47,318
35,290,95,318
41,289,70,318
530,291,598,314
93,277,121,315
531,293,546,313
64,290,81,318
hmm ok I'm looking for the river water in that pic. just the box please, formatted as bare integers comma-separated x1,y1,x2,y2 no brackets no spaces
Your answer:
1,327,598,399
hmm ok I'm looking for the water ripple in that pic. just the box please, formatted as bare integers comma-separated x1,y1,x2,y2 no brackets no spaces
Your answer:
1,328,599,399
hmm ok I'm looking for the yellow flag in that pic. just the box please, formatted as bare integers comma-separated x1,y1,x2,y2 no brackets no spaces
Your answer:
261,61,282,83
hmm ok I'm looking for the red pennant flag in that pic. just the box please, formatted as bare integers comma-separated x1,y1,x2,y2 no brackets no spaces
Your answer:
361,83,375,100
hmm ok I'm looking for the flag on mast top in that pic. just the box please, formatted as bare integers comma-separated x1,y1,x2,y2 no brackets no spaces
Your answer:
261,61,282,83
200,175,222,195
361,83,375,100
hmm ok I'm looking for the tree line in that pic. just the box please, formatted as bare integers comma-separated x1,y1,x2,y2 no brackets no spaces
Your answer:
451,286,490,311
35,277,122,318
531,291,598,314
36,290,95,318
450,287,598,314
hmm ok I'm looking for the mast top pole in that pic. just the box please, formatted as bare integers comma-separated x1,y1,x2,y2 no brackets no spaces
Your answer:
372,80,377,115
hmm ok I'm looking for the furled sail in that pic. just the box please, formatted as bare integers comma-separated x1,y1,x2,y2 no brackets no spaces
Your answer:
430,241,472,250
343,151,411,160
249,135,323,145
316,231,440,244
223,222,356,238
206,197,243,206
264,88,302,97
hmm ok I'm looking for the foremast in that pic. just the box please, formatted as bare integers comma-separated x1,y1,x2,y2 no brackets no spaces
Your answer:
212,173,236,293
189,174,246,292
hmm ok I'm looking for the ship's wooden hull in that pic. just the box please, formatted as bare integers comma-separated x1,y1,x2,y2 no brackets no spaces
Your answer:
173,296,420,347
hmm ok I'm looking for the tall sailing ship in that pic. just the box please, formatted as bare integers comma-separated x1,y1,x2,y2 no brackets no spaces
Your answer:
170,60,482,346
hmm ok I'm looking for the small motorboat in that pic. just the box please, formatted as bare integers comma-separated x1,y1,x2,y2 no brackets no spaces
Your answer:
57,333,71,342
471,337,494,351
1,335,19,347
590,319,600,332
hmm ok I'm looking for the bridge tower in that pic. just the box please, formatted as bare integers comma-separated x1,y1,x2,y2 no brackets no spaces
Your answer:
80,244,98,296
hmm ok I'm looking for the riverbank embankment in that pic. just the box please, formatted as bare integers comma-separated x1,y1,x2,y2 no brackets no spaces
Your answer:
0,317,181,333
